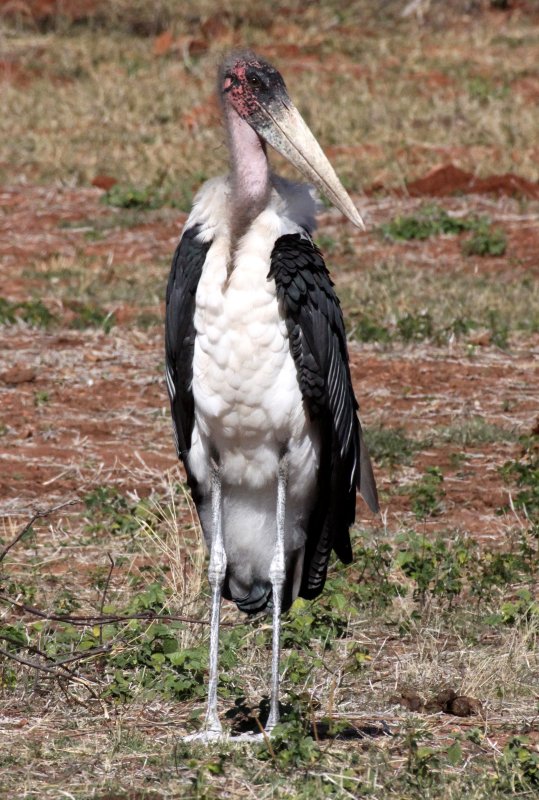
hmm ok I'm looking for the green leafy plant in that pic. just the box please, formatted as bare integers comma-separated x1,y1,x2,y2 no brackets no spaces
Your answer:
486,588,539,626
501,435,539,518
364,426,424,468
69,302,116,333
0,297,56,328
255,694,320,769
351,313,392,343
83,486,140,537
409,467,445,519
104,623,215,703
33,390,49,407
495,736,539,792
462,224,507,256
102,184,158,210
381,207,476,241
395,531,474,606
397,312,434,342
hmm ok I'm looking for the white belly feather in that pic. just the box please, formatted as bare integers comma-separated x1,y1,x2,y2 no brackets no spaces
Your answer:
185,178,320,593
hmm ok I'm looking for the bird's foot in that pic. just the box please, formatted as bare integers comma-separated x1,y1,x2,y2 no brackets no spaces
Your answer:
184,727,225,744
184,728,275,744
228,731,266,744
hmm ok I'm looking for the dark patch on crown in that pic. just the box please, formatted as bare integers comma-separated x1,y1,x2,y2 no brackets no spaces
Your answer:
218,50,288,120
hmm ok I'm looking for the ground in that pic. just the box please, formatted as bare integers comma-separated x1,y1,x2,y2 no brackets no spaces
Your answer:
0,2,538,799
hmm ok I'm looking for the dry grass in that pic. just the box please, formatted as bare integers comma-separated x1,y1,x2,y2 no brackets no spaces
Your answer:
2,4,539,193
1,492,537,798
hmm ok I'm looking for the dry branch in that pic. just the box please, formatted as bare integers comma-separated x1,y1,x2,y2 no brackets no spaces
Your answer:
0,646,95,685
0,499,80,564
0,593,233,627
0,633,111,671
98,552,115,646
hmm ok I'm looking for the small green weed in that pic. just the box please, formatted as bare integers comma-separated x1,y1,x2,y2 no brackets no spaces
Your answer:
397,312,433,342
33,390,49,407
438,416,517,446
495,736,539,792
351,313,392,343
315,233,337,253
69,303,116,333
83,486,140,537
349,309,515,347
282,596,349,650
0,297,56,328
403,728,441,791
486,309,510,348
381,207,507,259
52,589,81,614
395,531,472,606
255,694,320,769
467,74,508,106
106,625,208,702
102,184,159,210
462,224,507,257
408,467,445,519
381,206,475,241
364,426,425,468
501,435,539,518
102,173,207,212
489,588,539,626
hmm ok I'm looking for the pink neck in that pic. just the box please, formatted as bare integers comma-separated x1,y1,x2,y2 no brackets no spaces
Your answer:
226,109,271,240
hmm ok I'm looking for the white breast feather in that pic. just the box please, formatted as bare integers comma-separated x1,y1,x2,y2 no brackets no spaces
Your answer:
185,176,321,587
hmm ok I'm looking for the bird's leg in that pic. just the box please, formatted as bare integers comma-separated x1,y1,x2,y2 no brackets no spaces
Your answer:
205,460,226,734
186,460,226,741
265,455,288,733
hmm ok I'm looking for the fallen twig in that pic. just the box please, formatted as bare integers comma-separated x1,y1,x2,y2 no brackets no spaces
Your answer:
0,593,233,627
98,552,115,646
0,633,110,675
0,499,80,564
0,646,95,684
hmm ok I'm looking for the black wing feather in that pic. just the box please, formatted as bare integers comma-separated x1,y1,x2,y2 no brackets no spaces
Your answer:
165,225,211,498
269,233,378,599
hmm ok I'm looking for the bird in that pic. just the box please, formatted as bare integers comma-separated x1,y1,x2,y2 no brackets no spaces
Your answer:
164,50,378,742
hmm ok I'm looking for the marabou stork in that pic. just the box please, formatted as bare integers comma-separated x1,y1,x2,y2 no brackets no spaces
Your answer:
165,50,378,741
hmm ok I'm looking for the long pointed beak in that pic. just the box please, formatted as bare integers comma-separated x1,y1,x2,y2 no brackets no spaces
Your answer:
250,98,364,230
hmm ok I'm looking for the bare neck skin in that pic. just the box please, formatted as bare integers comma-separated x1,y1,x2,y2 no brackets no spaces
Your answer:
226,108,271,248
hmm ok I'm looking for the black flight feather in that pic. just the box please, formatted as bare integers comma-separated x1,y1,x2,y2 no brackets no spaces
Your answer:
269,233,378,599
165,224,211,503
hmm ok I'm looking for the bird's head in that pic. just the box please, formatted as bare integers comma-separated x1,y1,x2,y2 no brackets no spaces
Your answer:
219,51,364,230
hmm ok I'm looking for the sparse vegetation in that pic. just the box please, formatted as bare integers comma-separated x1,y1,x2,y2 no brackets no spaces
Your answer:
462,224,507,257
381,207,508,260
365,426,425,468
344,261,536,347
1,487,537,796
0,297,56,328
102,184,162,210
408,467,446,520
380,206,476,241
501,434,539,518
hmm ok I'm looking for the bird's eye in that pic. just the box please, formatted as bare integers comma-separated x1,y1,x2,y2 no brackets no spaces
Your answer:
249,74,261,88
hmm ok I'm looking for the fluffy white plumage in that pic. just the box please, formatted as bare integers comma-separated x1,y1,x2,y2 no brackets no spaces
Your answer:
186,176,319,600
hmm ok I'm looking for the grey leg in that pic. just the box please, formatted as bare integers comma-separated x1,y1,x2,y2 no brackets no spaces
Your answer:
185,460,226,741
265,456,288,733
